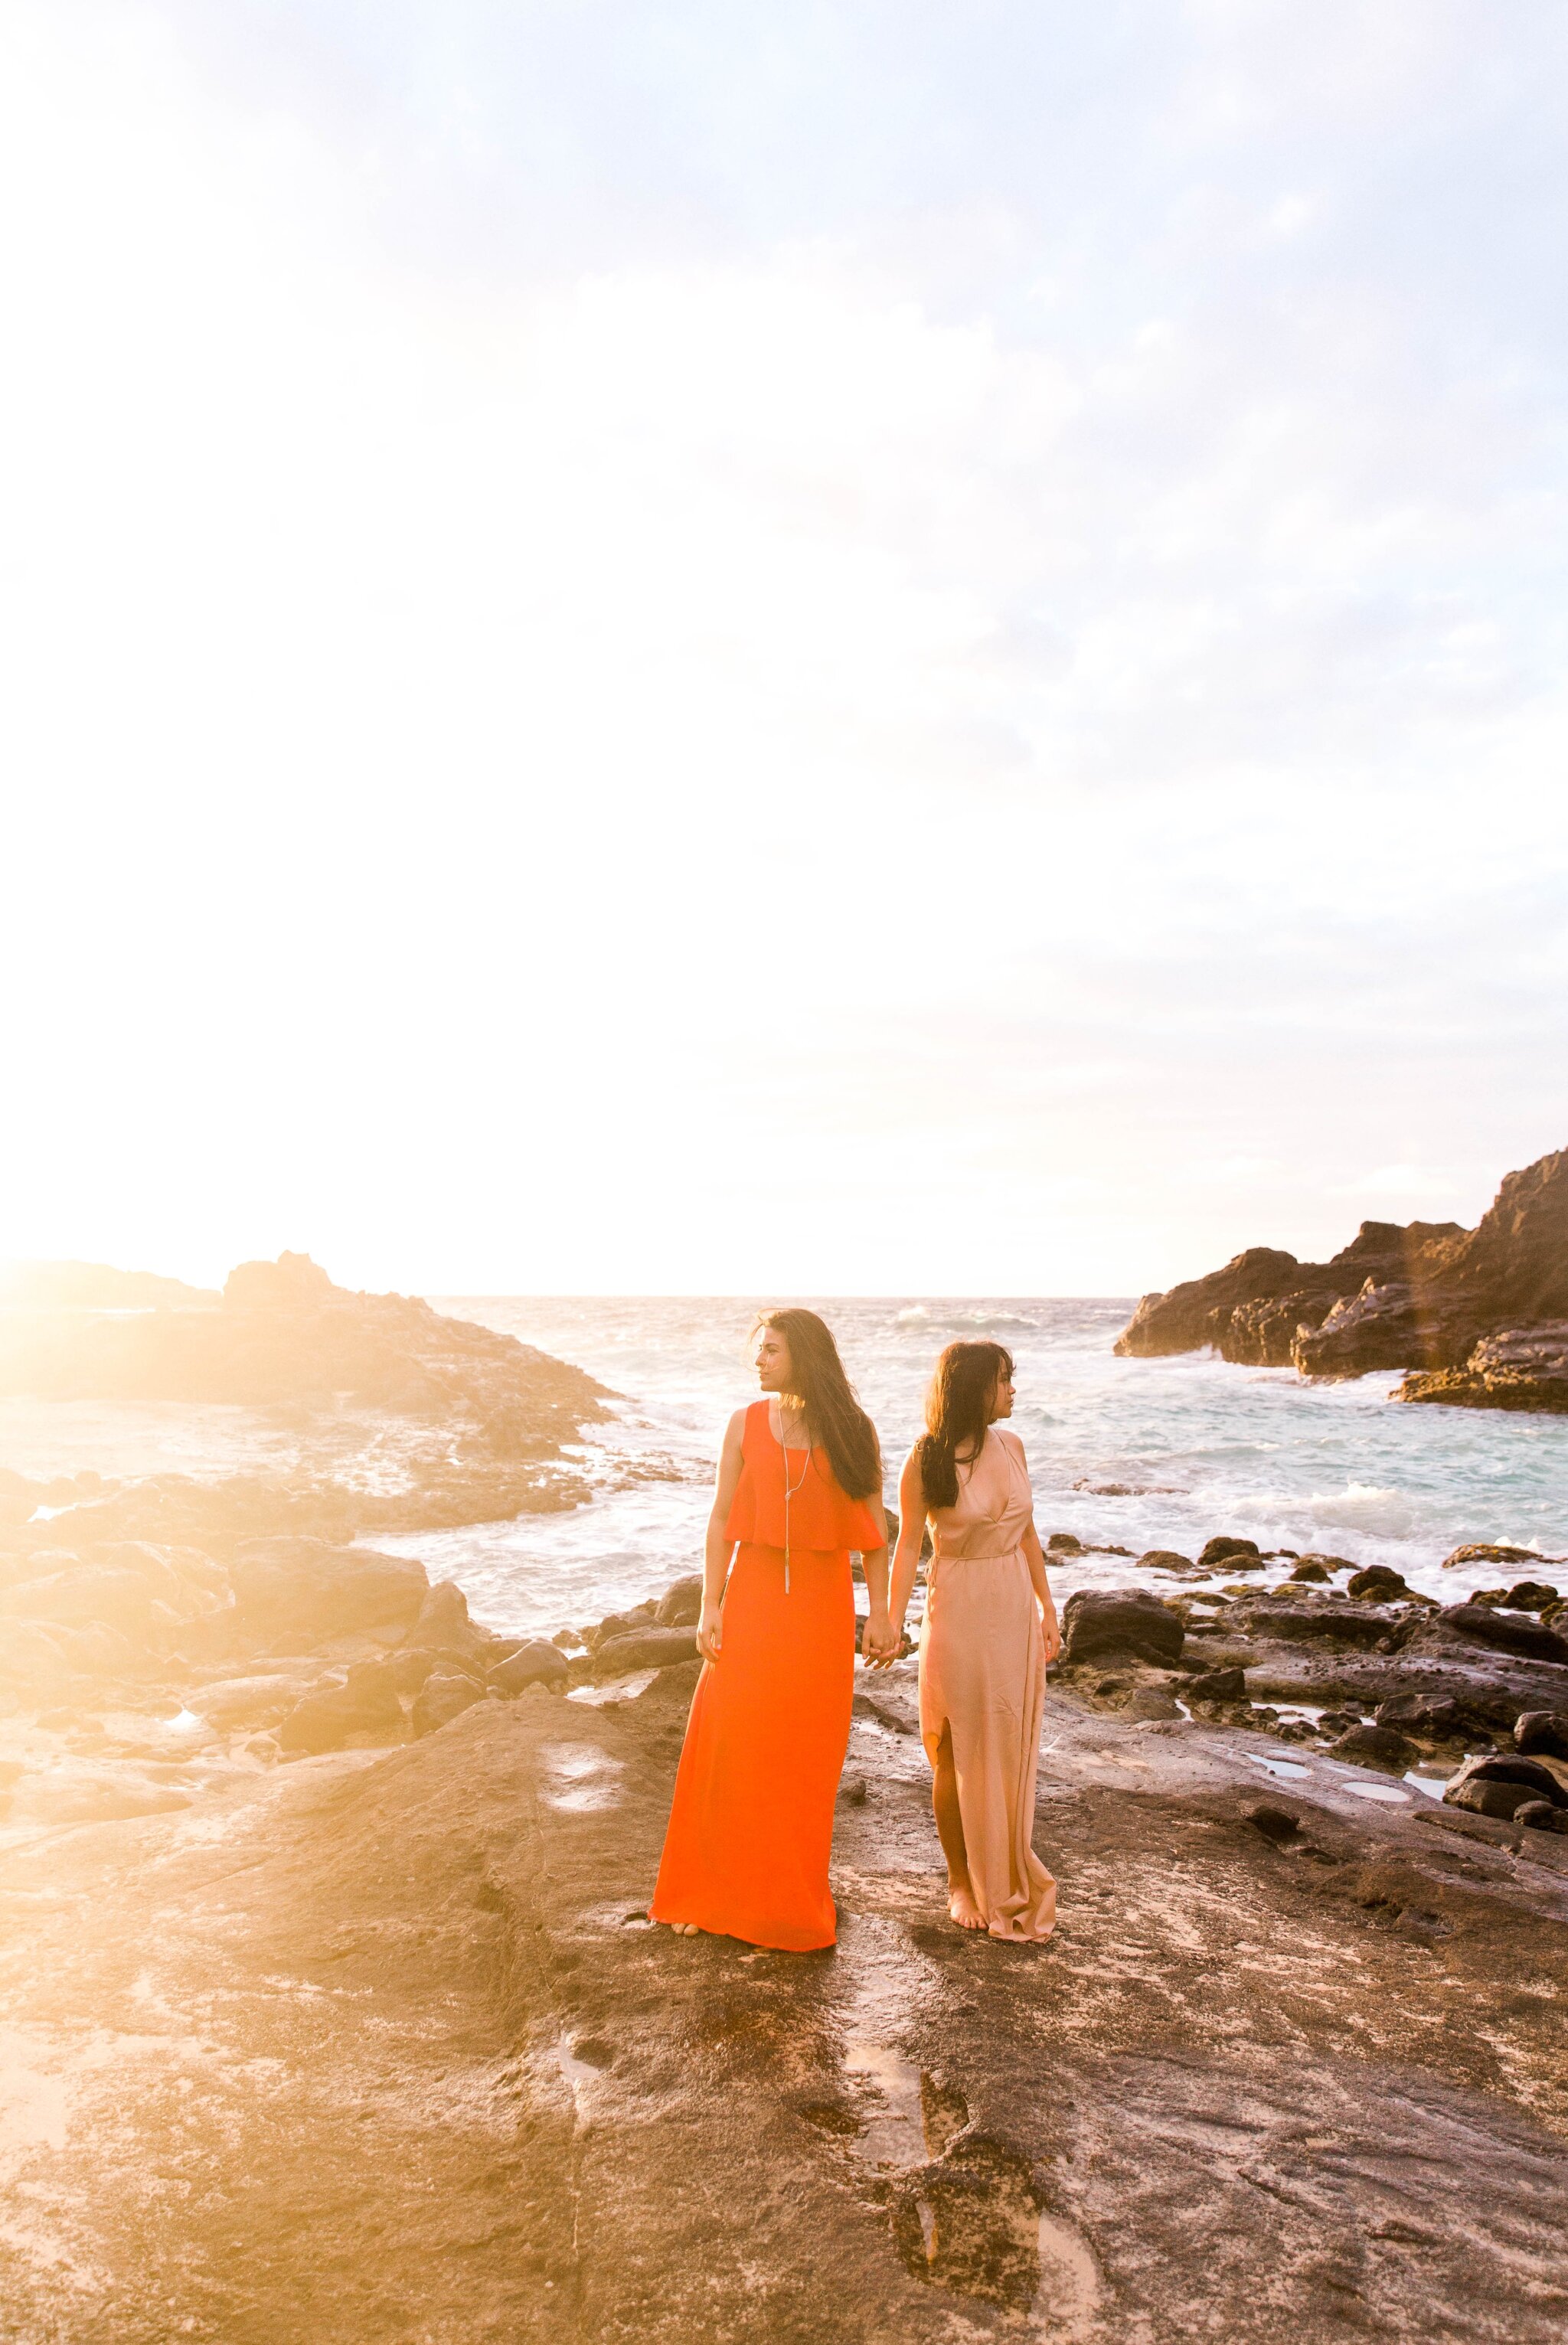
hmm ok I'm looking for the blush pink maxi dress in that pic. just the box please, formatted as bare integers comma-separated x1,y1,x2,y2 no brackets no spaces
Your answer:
918,1426,1057,1941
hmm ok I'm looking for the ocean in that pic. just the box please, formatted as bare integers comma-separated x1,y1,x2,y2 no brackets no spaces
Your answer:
382,1296,1568,1639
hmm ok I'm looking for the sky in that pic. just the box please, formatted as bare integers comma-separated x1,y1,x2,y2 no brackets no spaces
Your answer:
2,0,1566,1296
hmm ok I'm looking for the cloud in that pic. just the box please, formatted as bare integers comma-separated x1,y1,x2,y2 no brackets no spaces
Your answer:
0,0,1565,1291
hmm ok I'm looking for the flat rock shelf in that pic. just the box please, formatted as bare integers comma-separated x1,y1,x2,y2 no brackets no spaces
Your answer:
2,1660,1565,2343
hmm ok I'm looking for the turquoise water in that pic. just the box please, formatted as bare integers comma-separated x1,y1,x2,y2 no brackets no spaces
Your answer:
384,1297,1568,1639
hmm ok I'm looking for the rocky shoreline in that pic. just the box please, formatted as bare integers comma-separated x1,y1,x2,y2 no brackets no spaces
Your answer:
4,1497,1568,2337
1115,1146,1568,1411
4,1268,1567,2336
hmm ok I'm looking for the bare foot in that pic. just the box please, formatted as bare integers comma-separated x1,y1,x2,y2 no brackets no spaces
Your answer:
947,1884,987,1932
673,1921,702,1936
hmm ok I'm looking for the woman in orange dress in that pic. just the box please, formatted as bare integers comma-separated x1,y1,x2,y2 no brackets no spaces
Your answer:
650,1309,889,1951
878,1340,1060,1941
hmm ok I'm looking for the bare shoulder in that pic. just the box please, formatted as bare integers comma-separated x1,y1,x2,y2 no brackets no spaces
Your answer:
722,1404,752,1448
995,1425,1027,1462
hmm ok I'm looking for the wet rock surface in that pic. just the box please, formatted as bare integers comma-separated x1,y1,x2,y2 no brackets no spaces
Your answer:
2,1644,1566,2341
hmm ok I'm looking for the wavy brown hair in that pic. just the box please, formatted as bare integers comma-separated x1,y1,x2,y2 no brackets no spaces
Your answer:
753,1308,881,1503
915,1340,1013,1511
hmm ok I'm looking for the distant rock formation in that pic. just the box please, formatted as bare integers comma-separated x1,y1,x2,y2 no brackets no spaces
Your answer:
0,1259,220,1310
1114,1220,1464,1365
1115,1148,1568,1412
0,1251,606,1449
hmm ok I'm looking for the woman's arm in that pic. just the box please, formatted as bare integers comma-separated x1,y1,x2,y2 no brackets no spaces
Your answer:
696,1409,748,1662
875,1446,927,1657
859,1454,891,1658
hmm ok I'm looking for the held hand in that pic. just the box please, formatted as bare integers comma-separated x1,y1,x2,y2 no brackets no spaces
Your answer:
862,1609,900,1668
697,1601,724,1663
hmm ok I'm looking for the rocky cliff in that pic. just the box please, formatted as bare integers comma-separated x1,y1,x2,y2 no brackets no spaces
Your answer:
1115,1148,1568,1409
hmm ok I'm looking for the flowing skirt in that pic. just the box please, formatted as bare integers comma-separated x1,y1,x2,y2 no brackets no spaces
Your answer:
919,1548,1057,1942
650,1542,854,1951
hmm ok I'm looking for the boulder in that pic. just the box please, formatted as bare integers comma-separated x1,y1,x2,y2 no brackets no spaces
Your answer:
1188,1667,1246,1702
276,1660,405,1754
1047,1532,1086,1556
1138,1550,1194,1572
1198,1537,1260,1570
390,1648,443,1695
654,1576,703,1628
1438,1605,1568,1664
1288,1560,1331,1583
590,1627,701,1677
489,1641,570,1697
411,1671,487,1738
1444,1752,1568,1820
1440,1541,1556,1573
407,1580,484,1658
1377,1691,1465,1739
1060,1590,1184,1668
1228,1596,1396,1649
1331,1723,1417,1773
1514,1710,1568,1759
191,1673,320,1730
1243,1801,1301,1843
1125,1687,1181,1721
1514,1801,1568,1834
230,1538,428,1642
1347,1566,1410,1603
1501,1582,1560,1612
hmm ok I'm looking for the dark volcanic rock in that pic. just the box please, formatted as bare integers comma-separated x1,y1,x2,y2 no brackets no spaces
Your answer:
1189,1667,1247,1701
1444,1752,1568,1820
1230,1595,1399,1649
1401,1323,1568,1414
1198,1537,1260,1569
1347,1565,1410,1602
1116,1149,1568,1410
277,1661,405,1755
1138,1549,1194,1572
489,1641,570,1697
410,1669,486,1736
590,1627,701,1677
1114,1247,1306,1359
1514,1800,1568,1834
654,1575,703,1628
1377,1691,1465,1738
1515,1710,1568,1759
1438,1605,1568,1664
1060,1589,1184,1667
1115,1220,1462,1365
230,1537,428,1641
1331,1723,1417,1773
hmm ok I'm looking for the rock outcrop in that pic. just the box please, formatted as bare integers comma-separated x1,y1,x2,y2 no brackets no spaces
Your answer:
0,1250,606,1447
1116,1147,1568,1409
1114,1220,1462,1364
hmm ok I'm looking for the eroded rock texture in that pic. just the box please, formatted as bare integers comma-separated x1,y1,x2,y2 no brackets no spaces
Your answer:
3,1670,1566,2342
1116,1147,1568,1409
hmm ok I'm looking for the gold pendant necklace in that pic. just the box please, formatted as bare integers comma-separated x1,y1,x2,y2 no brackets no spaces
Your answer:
778,1403,811,1594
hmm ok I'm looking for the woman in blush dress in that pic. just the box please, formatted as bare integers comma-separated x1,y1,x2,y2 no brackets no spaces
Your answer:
650,1309,890,1951
874,1341,1060,1939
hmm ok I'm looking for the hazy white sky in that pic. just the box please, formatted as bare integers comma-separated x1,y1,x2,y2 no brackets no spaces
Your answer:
2,0,1566,1295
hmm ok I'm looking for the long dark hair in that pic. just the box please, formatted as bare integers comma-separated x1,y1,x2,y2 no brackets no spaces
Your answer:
916,1340,1012,1511
754,1308,881,1501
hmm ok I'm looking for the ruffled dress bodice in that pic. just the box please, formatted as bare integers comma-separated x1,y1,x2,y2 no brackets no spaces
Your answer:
724,1400,883,1551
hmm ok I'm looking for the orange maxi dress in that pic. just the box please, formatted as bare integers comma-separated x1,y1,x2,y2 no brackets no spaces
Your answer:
650,1400,882,1951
